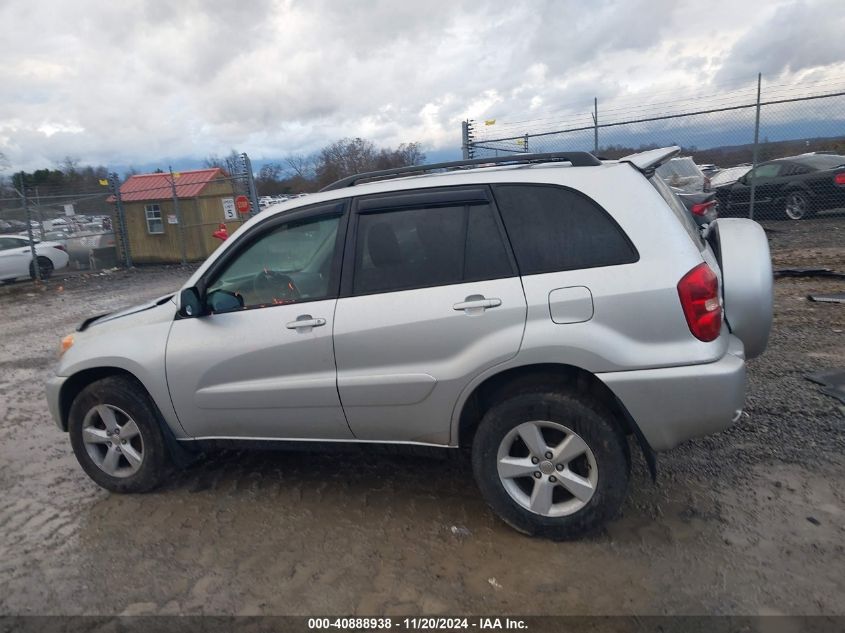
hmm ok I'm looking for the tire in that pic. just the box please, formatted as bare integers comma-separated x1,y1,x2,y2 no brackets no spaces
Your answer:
29,256,54,280
472,390,629,540
783,190,813,221
68,376,171,493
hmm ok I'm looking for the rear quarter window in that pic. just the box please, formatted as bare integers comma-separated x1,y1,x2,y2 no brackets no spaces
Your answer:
649,175,704,248
492,184,638,275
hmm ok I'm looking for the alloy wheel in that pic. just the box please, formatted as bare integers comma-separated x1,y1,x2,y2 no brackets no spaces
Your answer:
785,192,808,220
496,420,598,517
81,404,144,478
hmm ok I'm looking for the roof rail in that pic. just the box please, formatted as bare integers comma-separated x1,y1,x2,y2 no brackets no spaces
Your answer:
319,151,602,192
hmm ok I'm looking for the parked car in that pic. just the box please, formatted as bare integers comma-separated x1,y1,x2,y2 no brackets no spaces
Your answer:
655,156,708,193
672,188,718,226
0,235,69,282
46,147,773,540
709,164,752,190
714,154,845,220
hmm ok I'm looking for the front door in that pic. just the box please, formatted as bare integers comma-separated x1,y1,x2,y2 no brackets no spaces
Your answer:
333,188,527,445
0,237,32,280
166,204,353,440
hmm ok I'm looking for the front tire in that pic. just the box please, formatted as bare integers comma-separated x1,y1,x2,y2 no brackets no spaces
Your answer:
472,390,629,540
68,376,171,493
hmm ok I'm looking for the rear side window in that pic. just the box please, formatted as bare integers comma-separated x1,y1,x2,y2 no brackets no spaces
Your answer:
353,203,513,295
649,175,704,247
492,184,637,275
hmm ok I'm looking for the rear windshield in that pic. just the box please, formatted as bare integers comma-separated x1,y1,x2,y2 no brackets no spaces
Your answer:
656,157,703,179
649,174,704,248
796,154,845,171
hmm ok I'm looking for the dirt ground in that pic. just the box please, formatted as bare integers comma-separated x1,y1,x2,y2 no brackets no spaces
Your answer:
0,217,843,616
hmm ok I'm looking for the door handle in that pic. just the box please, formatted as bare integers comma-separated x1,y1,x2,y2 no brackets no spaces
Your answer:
285,315,326,330
453,295,502,313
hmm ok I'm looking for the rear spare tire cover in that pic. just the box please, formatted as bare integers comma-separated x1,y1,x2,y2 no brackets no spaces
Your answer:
708,218,773,359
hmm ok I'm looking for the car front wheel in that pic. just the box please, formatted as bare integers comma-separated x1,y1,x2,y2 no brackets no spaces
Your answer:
68,376,170,493
472,390,629,540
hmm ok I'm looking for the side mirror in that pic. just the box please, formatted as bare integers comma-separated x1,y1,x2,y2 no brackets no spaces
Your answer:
178,287,203,318
206,289,244,314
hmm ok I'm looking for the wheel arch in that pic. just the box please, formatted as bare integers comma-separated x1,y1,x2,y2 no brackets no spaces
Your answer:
454,363,657,479
58,367,141,432
59,366,197,466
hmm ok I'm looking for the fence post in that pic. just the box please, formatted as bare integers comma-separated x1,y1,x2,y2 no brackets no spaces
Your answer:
242,153,260,219
461,121,470,159
592,97,599,154
169,166,187,264
18,173,41,281
110,172,132,268
749,73,762,220
524,133,529,153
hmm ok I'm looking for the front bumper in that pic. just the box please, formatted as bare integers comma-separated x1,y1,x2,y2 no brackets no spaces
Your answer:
598,335,746,452
46,375,67,431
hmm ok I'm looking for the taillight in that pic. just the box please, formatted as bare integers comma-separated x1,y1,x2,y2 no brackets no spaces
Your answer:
834,172,845,186
677,263,722,342
53,245,66,252
690,200,717,216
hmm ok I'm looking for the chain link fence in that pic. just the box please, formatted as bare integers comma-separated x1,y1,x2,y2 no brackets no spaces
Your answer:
1,154,262,283
464,76,845,222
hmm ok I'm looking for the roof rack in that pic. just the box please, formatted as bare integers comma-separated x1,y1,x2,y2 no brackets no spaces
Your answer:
319,151,602,192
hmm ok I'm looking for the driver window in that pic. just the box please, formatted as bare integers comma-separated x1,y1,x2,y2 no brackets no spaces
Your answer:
749,164,781,180
206,214,341,311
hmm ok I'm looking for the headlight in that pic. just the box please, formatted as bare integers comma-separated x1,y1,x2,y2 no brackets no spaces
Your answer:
60,334,74,356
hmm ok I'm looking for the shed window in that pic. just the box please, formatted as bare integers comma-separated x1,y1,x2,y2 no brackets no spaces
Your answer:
145,204,163,234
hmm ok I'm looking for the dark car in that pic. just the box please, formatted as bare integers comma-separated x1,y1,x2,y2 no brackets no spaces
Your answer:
674,189,718,226
714,154,845,220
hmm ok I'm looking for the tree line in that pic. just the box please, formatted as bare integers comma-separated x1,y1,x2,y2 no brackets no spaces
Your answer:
205,137,426,195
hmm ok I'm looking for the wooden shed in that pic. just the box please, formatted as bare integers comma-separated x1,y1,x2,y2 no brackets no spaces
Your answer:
111,168,245,264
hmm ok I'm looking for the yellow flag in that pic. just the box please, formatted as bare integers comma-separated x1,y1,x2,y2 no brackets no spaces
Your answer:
484,119,496,126
173,172,181,178
516,139,525,146
98,179,109,186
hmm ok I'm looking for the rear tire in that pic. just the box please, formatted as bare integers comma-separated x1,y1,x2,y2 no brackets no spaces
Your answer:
783,190,813,221
68,376,171,493
29,256,54,280
472,390,629,540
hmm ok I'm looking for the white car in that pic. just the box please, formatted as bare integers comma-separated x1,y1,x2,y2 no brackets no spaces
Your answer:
0,235,69,282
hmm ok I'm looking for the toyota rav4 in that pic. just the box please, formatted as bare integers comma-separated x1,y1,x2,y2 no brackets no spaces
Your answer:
46,147,773,539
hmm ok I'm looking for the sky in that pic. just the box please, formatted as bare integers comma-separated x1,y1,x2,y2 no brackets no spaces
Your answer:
2,0,845,173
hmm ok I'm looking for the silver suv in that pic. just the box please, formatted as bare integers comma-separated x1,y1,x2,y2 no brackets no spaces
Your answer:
46,147,773,539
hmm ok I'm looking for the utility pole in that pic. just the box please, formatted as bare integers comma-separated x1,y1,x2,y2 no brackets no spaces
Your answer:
169,166,187,265
110,172,132,268
592,97,599,154
18,173,41,281
749,73,762,221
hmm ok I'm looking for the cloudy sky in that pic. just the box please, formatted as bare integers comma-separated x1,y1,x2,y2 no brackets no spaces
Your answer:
2,0,844,172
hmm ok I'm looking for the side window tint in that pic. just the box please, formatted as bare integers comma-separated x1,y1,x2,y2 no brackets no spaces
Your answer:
353,202,512,295
206,214,340,311
493,184,638,275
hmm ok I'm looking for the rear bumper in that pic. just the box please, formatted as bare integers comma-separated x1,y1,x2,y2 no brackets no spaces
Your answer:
598,335,746,452
46,375,67,431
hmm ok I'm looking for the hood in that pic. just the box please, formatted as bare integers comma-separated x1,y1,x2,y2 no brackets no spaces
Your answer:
79,293,175,331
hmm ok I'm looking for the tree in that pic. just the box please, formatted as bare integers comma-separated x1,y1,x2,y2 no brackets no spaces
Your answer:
313,137,426,189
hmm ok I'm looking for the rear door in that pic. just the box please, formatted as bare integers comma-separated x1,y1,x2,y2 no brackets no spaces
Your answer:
333,187,527,445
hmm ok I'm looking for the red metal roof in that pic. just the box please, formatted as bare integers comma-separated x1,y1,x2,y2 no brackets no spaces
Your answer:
114,168,225,202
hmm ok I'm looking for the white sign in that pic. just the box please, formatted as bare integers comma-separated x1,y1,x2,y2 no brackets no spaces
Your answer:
222,197,237,220
63,204,75,216
167,214,178,224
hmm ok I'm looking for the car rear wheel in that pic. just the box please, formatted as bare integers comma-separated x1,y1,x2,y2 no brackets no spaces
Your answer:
68,376,170,493
784,190,811,220
472,390,629,540
29,256,54,280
